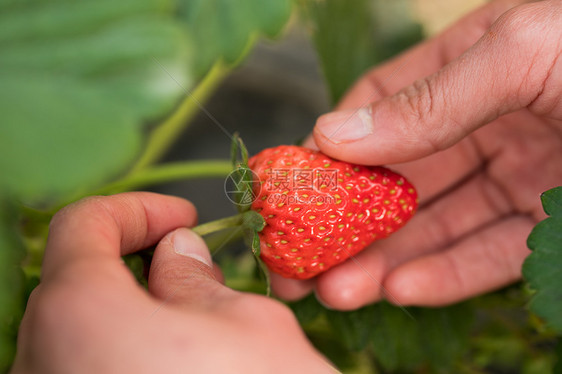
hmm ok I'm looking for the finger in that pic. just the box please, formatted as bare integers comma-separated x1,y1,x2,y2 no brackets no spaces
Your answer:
307,0,526,151
212,263,226,284
314,0,560,165
386,136,481,203
307,132,483,205
308,125,484,207
383,216,533,306
43,192,197,282
313,172,513,310
379,173,513,268
270,272,315,301
148,228,231,307
302,135,318,150
337,0,526,110
276,138,497,304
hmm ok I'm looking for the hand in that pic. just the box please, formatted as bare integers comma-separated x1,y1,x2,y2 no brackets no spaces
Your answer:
272,0,562,309
12,193,336,374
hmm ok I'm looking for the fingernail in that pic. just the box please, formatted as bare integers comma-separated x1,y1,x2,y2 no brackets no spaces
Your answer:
316,107,373,144
172,228,212,267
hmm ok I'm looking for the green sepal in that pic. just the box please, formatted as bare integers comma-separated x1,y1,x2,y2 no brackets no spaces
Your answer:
242,210,266,233
252,249,271,297
251,231,261,257
236,165,256,213
230,132,240,169
238,137,249,166
246,212,269,295
230,132,249,169
229,133,255,213
241,225,270,296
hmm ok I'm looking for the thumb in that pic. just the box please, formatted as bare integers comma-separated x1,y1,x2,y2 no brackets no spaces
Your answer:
313,1,560,165
148,228,224,306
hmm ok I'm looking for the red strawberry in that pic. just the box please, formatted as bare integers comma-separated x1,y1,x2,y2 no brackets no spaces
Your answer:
248,145,418,280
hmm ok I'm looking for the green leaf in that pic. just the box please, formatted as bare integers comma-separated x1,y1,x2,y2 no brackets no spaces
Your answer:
524,187,562,333
553,338,562,374
0,6,193,120
326,304,376,352
527,219,562,256
123,254,148,288
0,0,174,44
0,0,194,205
370,303,425,371
289,293,324,326
178,0,292,77
306,329,362,372
370,302,474,371
0,199,27,372
541,187,562,217
416,305,474,370
299,0,423,104
0,73,141,203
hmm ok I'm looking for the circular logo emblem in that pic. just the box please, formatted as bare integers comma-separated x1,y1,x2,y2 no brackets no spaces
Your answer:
224,167,261,206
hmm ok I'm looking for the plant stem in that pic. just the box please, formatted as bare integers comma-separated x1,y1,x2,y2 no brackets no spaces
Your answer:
130,62,230,173
92,160,232,195
191,213,245,237
192,210,265,237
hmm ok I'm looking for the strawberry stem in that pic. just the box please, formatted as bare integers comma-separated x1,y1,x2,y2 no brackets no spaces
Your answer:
91,160,232,195
192,210,265,238
192,213,245,236
129,62,229,172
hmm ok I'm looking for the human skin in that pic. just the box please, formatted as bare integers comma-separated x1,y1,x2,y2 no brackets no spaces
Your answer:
11,193,337,374
9,1,562,370
271,0,562,310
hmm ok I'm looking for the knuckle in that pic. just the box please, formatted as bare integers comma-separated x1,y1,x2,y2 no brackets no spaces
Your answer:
398,76,448,153
26,285,76,337
402,77,435,125
487,1,561,109
423,210,457,249
491,2,552,48
49,195,107,230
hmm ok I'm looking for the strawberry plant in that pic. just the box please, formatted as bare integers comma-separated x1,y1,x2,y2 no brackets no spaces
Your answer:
1,0,561,373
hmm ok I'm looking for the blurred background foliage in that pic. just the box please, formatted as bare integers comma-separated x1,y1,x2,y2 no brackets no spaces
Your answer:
0,0,560,372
